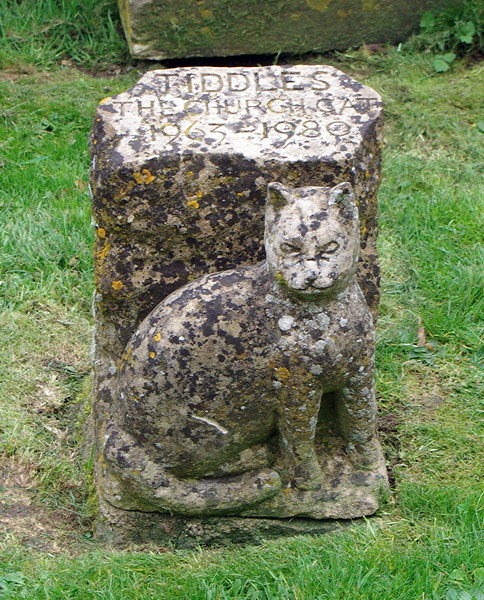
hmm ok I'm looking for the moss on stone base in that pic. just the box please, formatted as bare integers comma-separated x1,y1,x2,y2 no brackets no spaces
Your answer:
96,496,345,548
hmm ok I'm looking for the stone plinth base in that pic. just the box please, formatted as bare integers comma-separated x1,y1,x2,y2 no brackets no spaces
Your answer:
96,496,346,548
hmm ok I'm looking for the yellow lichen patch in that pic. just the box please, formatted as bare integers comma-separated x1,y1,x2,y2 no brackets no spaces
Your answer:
114,180,136,201
149,352,156,359
362,0,381,10
153,332,161,342
112,280,124,290
97,227,106,239
92,139,97,145
337,8,353,18
306,0,332,12
195,190,203,198
236,352,247,360
99,97,111,104
96,239,111,263
187,200,200,209
237,192,244,197
144,170,155,183
122,347,133,364
275,271,287,285
275,367,291,381
133,169,155,185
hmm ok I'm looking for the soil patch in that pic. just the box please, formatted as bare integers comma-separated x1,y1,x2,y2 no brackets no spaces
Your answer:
0,458,91,554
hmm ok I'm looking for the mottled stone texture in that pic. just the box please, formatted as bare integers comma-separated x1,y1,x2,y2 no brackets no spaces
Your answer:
90,66,385,544
101,182,388,520
118,0,456,60
96,493,343,548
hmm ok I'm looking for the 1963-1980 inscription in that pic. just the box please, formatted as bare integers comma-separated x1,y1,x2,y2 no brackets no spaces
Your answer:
98,69,381,151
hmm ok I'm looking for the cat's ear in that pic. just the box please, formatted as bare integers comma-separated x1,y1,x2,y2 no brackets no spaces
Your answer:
328,182,354,206
328,182,358,221
267,182,293,209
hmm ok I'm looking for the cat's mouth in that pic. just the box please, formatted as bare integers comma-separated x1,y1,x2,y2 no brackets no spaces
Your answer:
290,283,334,296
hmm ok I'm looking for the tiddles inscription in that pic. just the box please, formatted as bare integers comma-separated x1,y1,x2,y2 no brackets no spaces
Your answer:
100,69,380,149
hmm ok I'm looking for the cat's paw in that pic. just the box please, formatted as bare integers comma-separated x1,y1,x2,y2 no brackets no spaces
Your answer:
345,438,385,469
292,459,323,491
253,469,283,496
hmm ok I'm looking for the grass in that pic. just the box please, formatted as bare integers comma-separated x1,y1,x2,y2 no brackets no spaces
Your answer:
0,486,482,598
0,490,482,599
0,0,483,598
0,67,138,532
0,69,137,311
0,0,130,70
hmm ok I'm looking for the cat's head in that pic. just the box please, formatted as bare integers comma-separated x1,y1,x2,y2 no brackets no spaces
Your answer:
264,182,359,298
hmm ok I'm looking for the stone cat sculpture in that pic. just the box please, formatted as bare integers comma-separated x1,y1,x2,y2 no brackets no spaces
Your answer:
102,182,387,518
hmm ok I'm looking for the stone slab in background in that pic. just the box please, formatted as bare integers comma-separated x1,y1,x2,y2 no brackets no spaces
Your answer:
118,0,456,60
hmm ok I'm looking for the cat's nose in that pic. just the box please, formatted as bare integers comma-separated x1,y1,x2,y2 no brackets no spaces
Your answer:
305,262,318,284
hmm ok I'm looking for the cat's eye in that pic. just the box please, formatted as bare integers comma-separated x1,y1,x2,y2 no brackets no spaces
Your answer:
280,242,301,255
318,241,339,257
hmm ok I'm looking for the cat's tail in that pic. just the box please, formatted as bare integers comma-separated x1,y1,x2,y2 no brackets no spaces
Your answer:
101,421,282,515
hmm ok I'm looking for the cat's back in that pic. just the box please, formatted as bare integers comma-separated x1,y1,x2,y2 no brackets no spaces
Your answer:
144,262,269,335
115,262,278,466
120,262,273,377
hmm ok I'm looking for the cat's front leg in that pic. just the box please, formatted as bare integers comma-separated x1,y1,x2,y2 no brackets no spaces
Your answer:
336,370,384,469
276,388,323,491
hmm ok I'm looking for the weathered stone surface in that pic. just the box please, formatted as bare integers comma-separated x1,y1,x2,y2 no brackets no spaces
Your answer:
96,494,345,548
90,66,382,364
118,0,456,60
100,181,388,520
90,65,386,541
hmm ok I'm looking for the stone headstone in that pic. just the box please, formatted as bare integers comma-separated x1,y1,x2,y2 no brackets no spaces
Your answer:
118,0,456,60
90,65,385,545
